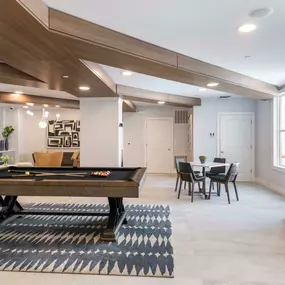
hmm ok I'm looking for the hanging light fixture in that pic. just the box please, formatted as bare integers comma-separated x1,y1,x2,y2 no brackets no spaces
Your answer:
39,108,48,129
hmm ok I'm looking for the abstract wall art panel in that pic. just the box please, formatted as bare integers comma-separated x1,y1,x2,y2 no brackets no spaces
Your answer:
47,120,80,148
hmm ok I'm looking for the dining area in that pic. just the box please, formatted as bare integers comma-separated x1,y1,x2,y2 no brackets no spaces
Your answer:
174,157,240,204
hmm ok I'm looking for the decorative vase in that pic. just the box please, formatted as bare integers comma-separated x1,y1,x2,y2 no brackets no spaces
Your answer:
199,156,206,164
0,140,4,151
4,138,9,151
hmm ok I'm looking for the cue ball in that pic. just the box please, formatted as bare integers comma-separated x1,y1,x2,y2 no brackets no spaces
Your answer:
25,171,30,175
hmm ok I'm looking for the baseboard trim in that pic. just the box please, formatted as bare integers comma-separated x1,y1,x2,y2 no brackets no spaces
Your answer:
255,177,285,196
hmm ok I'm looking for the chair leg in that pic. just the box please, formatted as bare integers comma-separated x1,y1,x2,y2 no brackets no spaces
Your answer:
211,181,214,190
208,180,212,200
217,183,220,196
233,181,239,201
188,181,191,196
184,181,187,189
178,179,183,199
225,183,230,204
191,182,195,202
175,175,179,192
198,182,202,191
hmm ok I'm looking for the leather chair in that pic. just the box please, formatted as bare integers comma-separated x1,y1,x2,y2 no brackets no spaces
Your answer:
33,152,63,167
208,162,240,204
174,157,186,192
175,157,200,192
71,151,80,167
206,157,226,196
206,157,226,176
178,162,206,202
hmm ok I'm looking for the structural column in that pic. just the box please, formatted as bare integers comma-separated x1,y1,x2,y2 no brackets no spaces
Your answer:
80,98,123,167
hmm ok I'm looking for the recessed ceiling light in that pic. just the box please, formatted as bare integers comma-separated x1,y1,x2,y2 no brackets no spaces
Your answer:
23,106,28,109
79,86,90,91
55,105,60,108
26,102,34,106
207,82,219,87
254,76,259,79
199,88,206,92
249,8,273,18
43,104,48,107
238,24,257,33
157,101,165,105
15,91,23,94
63,75,69,79
121,70,133,76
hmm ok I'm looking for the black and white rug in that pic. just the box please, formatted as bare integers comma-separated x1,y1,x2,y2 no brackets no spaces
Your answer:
0,203,174,277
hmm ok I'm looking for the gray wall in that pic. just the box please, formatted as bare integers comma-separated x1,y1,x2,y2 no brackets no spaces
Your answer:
255,100,285,195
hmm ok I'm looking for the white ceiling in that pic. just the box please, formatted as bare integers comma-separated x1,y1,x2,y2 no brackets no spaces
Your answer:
0,83,78,100
96,63,236,98
44,0,285,86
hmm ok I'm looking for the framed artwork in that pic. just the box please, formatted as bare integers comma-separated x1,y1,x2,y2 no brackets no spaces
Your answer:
47,120,80,148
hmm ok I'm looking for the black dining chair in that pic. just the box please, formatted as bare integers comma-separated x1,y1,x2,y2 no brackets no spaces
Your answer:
208,162,240,204
175,157,200,192
206,157,226,196
178,162,206,202
174,157,186,192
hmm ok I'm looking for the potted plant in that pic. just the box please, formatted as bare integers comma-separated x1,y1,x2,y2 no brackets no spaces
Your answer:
2,125,14,151
199,155,207,164
0,155,11,166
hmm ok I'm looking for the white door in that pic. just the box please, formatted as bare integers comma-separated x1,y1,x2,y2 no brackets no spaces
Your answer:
219,113,253,181
146,118,173,173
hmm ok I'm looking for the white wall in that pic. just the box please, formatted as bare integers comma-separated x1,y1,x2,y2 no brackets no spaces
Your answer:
123,105,191,167
17,108,80,162
255,100,285,195
80,98,122,167
193,98,256,162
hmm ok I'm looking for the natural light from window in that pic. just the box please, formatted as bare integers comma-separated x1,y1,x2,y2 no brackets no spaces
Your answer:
274,96,285,169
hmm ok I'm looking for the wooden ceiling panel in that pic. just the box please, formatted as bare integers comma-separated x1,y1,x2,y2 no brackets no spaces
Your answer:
0,92,79,109
0,63,46,88
118,85,201,107
49,8,278,100
1,0,278,106
0,0,116,98
122,100,136,113
49,9,177,67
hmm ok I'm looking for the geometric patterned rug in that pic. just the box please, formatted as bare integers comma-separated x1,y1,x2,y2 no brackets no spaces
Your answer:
0,203,174,277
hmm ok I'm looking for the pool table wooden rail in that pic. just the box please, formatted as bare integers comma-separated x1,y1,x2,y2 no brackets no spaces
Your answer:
0,168,147,198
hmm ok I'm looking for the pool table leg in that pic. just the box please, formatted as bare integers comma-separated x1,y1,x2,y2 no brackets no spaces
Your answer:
0,196,23,224
101,197,127,242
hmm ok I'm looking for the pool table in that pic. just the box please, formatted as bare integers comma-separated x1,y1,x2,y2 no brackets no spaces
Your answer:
0,166,146,241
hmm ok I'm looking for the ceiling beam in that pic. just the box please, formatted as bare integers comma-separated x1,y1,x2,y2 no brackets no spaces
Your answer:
0,92,79,109
118,85,201,107
0,63,46,88
0,0,117,98
123,100,136,112
48,9,278,100
0,92,137,113
16,0,49,29
1,0,279,102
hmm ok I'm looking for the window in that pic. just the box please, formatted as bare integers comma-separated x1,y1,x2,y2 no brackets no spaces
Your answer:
274,96,285,169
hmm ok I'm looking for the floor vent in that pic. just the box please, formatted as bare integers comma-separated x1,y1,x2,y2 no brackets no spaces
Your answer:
174,110,189,124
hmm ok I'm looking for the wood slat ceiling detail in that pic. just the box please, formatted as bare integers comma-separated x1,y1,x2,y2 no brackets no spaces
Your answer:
0,0,279,113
